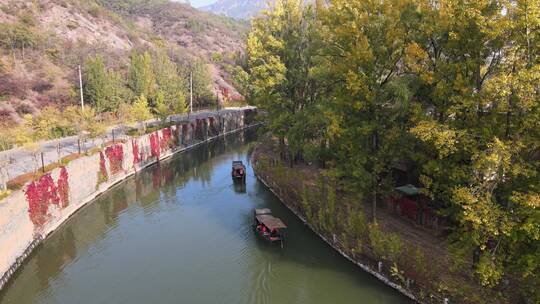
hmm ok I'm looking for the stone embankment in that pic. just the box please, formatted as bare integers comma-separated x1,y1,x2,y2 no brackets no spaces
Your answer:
0,107,257,291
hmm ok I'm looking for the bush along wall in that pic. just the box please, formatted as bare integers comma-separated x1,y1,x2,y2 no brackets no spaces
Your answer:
0,108,253,292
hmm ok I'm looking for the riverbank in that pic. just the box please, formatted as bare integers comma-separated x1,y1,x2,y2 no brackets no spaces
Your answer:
251,140,512,304
0,108,257,291
1,128,410,304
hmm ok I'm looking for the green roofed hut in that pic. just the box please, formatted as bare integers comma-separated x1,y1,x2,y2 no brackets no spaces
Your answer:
392,184,443,230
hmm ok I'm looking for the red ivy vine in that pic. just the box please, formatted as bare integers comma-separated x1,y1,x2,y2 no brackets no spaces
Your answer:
26,173,59,227
105,144,124,175
132,139,142,165
150,132,160,158
160,127,172,151
57,167,69,208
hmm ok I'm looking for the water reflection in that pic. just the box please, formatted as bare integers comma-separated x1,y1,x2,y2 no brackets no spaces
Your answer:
233,179,247,194
0,128,409,304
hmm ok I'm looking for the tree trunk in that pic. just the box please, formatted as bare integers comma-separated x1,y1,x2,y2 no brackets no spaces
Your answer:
279,136,285,161
371,130,379,223
372,182,377,223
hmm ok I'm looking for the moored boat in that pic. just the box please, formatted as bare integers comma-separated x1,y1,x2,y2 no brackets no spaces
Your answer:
232,161,246,181
253,208,287,247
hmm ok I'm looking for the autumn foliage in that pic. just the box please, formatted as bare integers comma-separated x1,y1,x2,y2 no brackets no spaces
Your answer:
160,127,172,151
26,173,61,226
105,144,124,175
132,139,142,164
150,132,160,158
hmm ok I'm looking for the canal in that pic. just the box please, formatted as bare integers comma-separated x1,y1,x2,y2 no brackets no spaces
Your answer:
0,129,410,304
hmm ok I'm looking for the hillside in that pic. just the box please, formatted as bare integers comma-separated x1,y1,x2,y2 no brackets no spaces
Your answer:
0,0,248,127
201,0,268,19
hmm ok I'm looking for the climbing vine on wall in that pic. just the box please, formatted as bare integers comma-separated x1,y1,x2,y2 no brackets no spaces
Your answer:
160,127,172,151
105,144,124,175
26,173,59,227
97,151,108,187
132,139,141,165
150,132,160,159
57,167,69,208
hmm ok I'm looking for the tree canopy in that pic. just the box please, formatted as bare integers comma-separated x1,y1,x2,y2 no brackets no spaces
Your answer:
246,0,540,301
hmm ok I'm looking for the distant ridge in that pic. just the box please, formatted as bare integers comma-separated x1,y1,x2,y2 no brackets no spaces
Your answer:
201,0,270,19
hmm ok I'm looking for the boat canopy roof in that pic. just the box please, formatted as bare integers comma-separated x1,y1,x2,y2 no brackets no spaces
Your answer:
233,161,245,169
255,208,272,215
256,215,287,230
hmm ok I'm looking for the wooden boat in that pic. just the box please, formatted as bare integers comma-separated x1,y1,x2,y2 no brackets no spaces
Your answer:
253,209,287,247
232,161,246,180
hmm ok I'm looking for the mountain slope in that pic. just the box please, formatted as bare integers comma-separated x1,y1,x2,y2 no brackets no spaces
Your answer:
0,0,247,126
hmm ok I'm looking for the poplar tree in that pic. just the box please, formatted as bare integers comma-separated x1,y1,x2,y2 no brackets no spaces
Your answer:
84,55,126,112
128,51,156,101
247,0,325,165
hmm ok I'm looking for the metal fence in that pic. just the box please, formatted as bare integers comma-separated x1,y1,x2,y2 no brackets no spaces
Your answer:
0,107,253,191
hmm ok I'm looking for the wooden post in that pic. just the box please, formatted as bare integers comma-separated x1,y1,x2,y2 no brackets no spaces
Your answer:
41,152,45,173
78,139,81,155
79,65,84,111
112,129,115,143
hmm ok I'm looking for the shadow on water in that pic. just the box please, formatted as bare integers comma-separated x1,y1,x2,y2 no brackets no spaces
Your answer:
0,128,411,304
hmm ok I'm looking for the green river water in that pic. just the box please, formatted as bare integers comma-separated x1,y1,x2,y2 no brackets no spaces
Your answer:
0,129,411,304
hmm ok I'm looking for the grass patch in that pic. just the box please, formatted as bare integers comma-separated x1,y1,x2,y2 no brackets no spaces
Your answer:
0,189,11,201
7,172,40,191
126,121,189,137
86,147,102,156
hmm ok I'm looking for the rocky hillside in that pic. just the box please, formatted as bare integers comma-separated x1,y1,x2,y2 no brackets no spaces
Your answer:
201,0,268,19
0,0,248,126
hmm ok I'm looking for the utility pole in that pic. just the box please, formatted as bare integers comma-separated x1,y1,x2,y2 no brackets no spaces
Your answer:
190,71,193,114
78,65,84,111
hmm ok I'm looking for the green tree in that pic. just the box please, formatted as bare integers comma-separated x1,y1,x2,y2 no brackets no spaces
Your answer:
247,0,326,166
174,93,188,115
181,59,212,108
317,0,415,221
153,51,187,107
0,22,38,61
132,94,152,133
246,0,540,300
128,51,156,100
153,90,171,124
84,55,127,112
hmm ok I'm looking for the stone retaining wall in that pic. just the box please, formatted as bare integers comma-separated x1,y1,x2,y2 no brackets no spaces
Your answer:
0,109,254,291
